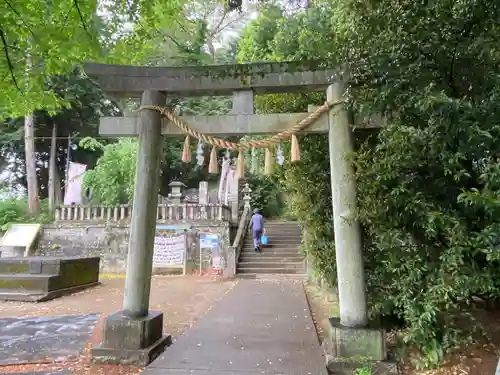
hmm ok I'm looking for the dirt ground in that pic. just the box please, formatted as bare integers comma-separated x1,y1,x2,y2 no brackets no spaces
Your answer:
0,275,238,374
303,281,500,375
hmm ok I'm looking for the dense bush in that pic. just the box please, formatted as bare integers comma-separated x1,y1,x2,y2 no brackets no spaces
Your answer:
244,173,285,218
0,198,52,231
237,0,500,367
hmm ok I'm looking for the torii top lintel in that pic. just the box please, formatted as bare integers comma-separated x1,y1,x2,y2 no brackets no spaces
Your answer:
83,61,339,97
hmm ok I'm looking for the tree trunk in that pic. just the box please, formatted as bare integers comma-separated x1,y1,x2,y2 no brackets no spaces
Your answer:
54,167,62,205
24,112,40,214
48,120,57,212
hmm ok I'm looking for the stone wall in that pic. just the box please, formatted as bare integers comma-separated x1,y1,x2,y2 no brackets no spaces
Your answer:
37,222,232,274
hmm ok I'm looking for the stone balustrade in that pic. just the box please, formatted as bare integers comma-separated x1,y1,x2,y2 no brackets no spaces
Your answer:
55,203,231,222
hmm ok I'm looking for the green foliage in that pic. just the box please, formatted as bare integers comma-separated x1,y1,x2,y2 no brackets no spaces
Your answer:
282,134,336,282
355,88,500,366
343,0,500,365
80,138,137,205
0,198,52,231
236,5,283,62
0,0,102,117
0,0,193,117
244,173,284,218
354,367,372,375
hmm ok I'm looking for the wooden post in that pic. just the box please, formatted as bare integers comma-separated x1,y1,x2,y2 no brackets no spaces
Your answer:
326,76,368,328
48,120,57,212
122,90,165,318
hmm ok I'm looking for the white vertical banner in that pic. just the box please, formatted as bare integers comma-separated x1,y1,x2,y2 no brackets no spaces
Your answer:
63,162,87,205
218,158,230,203
225,168,236,206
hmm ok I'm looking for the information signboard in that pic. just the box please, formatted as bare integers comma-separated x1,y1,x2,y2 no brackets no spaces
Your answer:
152,226,188,274
199,233,222,270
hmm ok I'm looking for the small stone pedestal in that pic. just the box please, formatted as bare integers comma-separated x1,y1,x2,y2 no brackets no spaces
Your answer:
91,310,171,366
325,318,397,374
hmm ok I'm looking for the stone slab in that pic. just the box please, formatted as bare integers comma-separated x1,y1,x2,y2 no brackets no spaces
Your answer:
328,317,386,361
0,315,98,365
0,223,41,257
143,279,327,375
84,61,338,96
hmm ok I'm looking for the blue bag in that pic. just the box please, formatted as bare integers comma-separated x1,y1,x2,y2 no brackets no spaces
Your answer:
260,234,269,245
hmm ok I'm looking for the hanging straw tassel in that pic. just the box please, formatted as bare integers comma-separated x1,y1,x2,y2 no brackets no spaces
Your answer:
290,134,300,163
264,147,274,175
208,146,218,174
236,150,245,179
181,135,191,163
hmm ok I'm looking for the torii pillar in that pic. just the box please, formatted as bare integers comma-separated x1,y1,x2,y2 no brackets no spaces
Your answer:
91,90,172,365
324,72,388,373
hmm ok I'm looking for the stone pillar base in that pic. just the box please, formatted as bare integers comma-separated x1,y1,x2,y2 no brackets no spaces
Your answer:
324,317,397,375
91,310,172,366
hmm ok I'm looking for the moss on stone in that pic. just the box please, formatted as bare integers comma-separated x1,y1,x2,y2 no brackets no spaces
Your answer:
189,60,336,80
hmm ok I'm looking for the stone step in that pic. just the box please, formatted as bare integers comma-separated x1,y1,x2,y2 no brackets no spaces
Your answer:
238,261,304,269
240,247,300,252
240,250,303,261
256,224,300,228
245,232,301,236
241,247,300,252
258,231,301,236
241,244,300,253
243,236,300,241
0,288,48,302
236,273,307,280
244,235,302,245
243,238,300,244
239,255,304,262
236,267,305,274
0,273,58,291
256,230,301,235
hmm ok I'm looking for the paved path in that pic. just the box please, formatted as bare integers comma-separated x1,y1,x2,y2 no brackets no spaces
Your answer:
144,279,327,375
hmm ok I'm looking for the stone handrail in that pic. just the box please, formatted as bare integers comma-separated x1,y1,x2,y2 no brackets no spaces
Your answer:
232,204,251,268
55,204,231,222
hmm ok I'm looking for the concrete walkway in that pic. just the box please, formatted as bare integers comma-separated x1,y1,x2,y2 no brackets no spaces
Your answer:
144,278,327,375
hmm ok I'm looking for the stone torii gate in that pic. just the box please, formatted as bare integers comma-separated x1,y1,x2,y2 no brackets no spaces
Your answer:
84,61,385,368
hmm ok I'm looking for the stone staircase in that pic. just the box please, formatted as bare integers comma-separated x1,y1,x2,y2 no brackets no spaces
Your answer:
237,222,305,276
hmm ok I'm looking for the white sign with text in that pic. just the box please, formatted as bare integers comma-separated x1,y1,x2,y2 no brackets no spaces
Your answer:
153,233,186,267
